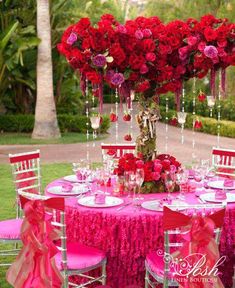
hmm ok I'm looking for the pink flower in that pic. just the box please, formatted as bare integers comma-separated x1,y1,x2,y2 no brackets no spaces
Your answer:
162,159,171,170
204,45,218,59
135,29,144,40
136,160,144,168
111,73,125,86
187,36,197,46
170,165,176,173
143,28,152,38
92,54,107,67
140,64,149,74
178,46,188,61
198,41,206,52
151,172,161,181
145,52,156,62
66,32,77,45
154,163,162,173
117,25,127,34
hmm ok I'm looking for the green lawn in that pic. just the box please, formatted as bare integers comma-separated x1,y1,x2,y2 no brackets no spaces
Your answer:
0,132,107,145
0,163,73,287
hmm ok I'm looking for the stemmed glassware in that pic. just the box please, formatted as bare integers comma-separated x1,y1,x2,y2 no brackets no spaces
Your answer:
72,159,90,183
176,169,188,200
135,168,145,200
164,171,176,203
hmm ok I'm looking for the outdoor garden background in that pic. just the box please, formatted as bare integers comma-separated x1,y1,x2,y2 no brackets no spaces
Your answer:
0,1,235,287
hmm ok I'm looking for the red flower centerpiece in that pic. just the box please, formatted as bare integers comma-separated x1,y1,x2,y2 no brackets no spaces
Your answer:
114,153,181,193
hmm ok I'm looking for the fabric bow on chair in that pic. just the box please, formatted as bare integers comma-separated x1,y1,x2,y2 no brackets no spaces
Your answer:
6,197,64,288
163,206,225,288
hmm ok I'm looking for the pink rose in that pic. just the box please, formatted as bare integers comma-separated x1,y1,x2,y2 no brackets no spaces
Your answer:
135,29,144,40
154,163,162,173
170,165,176,173
187,36,198,46
151,172,161,181
140,64,149,74
146,52,156,62
178,46,188,61
204,45,218,59
143,28,152,38
198,42,206,52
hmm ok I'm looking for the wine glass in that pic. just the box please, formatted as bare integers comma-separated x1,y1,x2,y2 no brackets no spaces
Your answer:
136,168,145,200
164,171,176,203
127,171,137,201
176,169,188,200
101,169,110,195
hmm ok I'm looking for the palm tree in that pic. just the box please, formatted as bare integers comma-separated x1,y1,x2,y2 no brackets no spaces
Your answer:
32,0,60,139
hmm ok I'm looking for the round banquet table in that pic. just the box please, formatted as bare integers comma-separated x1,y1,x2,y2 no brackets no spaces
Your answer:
46,178,235,288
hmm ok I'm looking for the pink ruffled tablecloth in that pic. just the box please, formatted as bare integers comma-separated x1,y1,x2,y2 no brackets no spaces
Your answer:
46,179,235,288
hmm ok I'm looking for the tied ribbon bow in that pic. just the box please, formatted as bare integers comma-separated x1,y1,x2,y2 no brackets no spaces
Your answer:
6,197,65,288
163,206,225,288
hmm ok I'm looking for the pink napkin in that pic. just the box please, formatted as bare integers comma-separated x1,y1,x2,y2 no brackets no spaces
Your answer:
224,179,234,187
188,169,195,178
215,190,227,200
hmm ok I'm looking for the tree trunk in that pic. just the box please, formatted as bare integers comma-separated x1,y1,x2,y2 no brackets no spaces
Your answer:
136,97,160,161
32,0,60,139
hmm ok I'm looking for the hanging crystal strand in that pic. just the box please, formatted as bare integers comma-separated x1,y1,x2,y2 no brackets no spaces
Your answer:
217,70,221,147
115,87,119,143
85,79,90,161
192,77,196,159
92,87,96,148
180,83,186,145
129,96,133,141
165,96,169,152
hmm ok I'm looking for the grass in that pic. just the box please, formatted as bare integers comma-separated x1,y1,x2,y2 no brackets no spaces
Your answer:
0,132,107,145
0,163,73,287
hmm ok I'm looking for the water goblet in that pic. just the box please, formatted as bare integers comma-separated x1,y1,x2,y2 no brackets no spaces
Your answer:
127,171,137,201
135,168,145,200
176,169,188,200
164,171,176,203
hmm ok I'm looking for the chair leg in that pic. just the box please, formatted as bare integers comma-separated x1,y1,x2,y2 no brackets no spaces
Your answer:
145,269,149,288
101,262,107,285
63,270,68,288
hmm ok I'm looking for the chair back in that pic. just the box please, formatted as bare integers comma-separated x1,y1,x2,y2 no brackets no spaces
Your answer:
162,203,226,287
9,149,41,193
101,143,136,160
18,191,68,287
212,147,235,177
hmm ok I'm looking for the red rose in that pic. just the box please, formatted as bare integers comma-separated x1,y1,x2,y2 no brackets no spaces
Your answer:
110,112,118,122
142,39,155,52
194,120,203,129
109,43,126,66
162,159,171,170
169,117,178,126
136,160,144,168
204,27,218,42
86,71,102,84
198,91,206,102
123,113,131,121
124,134,132,141
136,80,150,92
129,53,145,70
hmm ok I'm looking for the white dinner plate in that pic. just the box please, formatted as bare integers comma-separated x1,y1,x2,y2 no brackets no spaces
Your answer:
47,185,88,196
77,196,123,208
141,200,187,212
63,175,93,183
207,180,235,190
200,192,235,203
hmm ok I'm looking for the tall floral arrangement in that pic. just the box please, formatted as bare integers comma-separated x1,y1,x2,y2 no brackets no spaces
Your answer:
58,14,235,160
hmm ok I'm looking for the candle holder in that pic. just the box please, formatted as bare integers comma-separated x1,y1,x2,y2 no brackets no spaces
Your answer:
207,95,215,117
90,115,100,146
177,112,187,144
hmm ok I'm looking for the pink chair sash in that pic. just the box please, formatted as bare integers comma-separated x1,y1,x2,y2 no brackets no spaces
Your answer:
163,207,225,288
6,197,64,288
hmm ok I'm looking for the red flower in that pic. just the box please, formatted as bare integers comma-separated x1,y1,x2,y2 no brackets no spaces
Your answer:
198,91,206,102
124,134,132,141
136,80,150,92
169,117,178,126
194,119,203,129
145,52,156,62
123,113,131,121
110,112,118,122
204,27,218,41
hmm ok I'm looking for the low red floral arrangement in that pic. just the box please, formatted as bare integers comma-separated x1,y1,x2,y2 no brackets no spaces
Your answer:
114,153,181,193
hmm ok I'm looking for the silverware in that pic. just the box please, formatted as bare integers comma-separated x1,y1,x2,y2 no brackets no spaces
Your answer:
116,202,131,211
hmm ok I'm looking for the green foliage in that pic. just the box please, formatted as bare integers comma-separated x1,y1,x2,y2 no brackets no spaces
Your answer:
0,114,110,134
160,93,235,122
160,107,235,138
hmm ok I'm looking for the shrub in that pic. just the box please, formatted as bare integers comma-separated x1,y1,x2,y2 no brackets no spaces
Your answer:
0,114,110,134
159,107,235,138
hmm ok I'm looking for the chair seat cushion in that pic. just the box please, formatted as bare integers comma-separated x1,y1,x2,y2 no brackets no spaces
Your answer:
0,219,22,240
146,251,175,279
55,242,106,271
